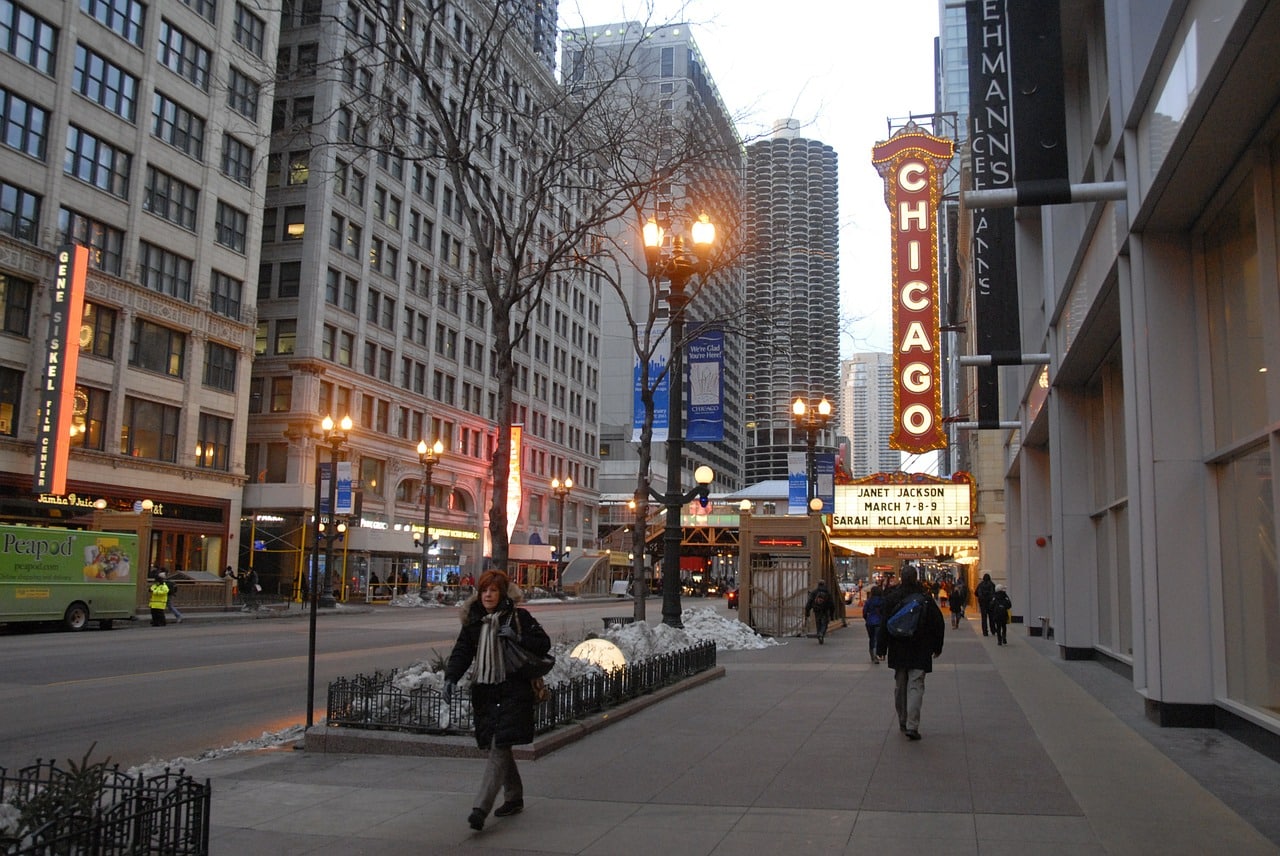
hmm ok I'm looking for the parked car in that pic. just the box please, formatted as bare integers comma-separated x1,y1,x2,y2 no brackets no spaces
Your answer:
726,587,739,609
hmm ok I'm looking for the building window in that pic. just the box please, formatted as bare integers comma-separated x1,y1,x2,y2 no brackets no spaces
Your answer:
68,384,108,449
227,65,259,118
274,318,296,354
138,242,192,301
270,376,292,412
233,2,265,56
361,456,385,499
283,206,305,241
209,270,242,321
80,301,116,357
58,208,123,275
143,166,198,230
220,133,253,185
73,44,138,122
278,260,301,297
288,149,309,184
64,126,131,198
0,88,49,159
195,412,231,470
4,1,58,71
178,0,215,21
121,396,179,461
214,201,248,252
203,341,237,391
0,272,30,336
82,0,145,46
152,92,205,159
157,19,210,90
247,376,262,413
129,318,185,377
0,180,39,242
0,365,20,436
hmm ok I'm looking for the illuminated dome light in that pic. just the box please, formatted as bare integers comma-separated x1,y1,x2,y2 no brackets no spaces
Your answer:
570,638,627,670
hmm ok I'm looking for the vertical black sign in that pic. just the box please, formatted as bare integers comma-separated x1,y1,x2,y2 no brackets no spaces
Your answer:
967,0,1019,425
1008,0,1070,196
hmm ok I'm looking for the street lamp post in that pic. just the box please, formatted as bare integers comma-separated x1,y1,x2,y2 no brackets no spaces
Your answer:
320,415,352,608
643,214,716,628
307,413,352,730
417,439,444,598
792,397,833,510
551,477,572,592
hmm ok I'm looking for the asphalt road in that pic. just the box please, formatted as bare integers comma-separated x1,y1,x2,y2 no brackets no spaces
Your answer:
0,598,653,771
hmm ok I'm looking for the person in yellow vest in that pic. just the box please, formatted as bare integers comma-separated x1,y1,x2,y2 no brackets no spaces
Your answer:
149,573,170,627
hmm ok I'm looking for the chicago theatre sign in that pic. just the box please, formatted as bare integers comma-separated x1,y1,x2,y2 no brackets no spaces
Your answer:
871,124,954,453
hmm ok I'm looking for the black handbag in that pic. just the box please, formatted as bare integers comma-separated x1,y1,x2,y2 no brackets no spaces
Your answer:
502,615,555,679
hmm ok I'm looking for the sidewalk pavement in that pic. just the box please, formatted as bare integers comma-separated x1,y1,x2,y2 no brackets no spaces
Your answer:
197,616,1280,855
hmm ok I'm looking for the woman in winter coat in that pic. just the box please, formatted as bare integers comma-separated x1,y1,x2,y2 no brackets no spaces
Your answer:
443,569,551,831
862,585,886,664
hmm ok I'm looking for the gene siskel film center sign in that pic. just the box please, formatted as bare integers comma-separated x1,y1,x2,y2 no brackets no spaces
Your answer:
831,473,975,536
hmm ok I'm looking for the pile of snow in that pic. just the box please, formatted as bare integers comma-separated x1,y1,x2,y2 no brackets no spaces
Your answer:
387,589,451,607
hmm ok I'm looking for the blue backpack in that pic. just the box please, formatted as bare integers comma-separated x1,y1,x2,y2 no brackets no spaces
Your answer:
886,594,927,639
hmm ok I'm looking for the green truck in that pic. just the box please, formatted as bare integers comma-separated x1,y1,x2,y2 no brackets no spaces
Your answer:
0,524,139,630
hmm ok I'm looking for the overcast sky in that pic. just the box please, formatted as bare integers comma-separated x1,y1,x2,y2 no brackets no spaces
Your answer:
566,0,943,356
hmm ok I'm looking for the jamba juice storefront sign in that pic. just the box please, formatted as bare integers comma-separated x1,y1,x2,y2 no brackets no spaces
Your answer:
871,125,953,452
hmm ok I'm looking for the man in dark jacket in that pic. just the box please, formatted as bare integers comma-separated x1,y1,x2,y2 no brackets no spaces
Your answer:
876,564,945,740
804,580,838,644
975,572,997,636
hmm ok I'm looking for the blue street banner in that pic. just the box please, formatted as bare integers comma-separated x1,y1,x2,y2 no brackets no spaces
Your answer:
788,452,808,515
816,452,836,513
319,462,355,515
685,329,724,442
633,337,670,443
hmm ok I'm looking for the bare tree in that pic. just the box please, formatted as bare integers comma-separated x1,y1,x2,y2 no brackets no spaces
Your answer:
287,0,749,571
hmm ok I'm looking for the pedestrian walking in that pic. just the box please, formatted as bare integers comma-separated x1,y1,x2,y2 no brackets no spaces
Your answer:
239,567,260,611
443,569,551,832
948,576,968,629
166,574,184,624
990,584,1013,645
875,564,945,740
803,579,837,644
975,572,997,637
148,573,170,627
862,584,886,663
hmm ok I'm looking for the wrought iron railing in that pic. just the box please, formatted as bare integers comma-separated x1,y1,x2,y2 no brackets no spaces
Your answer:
0,760,210,855
326,641,718,735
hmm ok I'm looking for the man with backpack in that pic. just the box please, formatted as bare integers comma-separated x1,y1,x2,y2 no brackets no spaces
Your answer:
975,572,997,637
804,579,837,644
875,564,946,740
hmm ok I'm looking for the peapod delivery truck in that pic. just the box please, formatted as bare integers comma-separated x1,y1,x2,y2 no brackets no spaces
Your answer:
0,524,139,630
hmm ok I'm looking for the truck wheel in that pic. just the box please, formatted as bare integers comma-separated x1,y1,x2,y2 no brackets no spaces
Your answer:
63,602,90,631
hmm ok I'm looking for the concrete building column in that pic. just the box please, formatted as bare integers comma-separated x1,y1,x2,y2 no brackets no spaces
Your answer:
1123,233,1215,725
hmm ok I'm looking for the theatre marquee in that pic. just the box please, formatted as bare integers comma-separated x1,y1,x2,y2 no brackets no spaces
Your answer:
831,472,975,537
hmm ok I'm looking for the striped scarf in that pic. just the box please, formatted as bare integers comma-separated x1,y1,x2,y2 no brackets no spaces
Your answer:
474,611,507,685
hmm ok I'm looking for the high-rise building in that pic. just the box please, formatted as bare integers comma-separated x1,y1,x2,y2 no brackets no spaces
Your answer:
0,0,274,574
566,21,745,500
247,0,602,593
839,353,899,477
742,121,840,484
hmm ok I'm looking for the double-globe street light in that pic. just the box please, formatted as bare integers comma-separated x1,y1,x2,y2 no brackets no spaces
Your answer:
643,213,717,627
551,477,572,591
417,438,444,598
792,397,833,512
307,413,351,730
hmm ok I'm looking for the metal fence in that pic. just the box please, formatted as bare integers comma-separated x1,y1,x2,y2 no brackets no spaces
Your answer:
0,761,210,855
326,641,718,736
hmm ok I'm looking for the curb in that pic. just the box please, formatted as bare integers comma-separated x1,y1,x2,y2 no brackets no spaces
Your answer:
301,664,727,760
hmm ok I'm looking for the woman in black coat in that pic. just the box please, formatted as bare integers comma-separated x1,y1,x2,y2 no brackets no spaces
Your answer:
443,569,551,831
